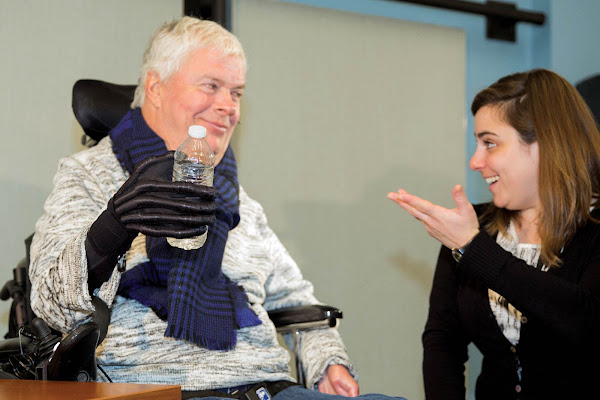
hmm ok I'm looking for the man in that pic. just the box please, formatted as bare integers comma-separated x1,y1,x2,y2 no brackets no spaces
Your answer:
29,17,402,400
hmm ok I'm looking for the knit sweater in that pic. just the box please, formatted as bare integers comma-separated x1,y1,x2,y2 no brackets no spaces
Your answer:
423,203,600,399
29,137,355,391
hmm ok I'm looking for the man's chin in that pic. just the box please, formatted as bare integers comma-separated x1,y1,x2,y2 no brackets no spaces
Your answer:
213,151,225,167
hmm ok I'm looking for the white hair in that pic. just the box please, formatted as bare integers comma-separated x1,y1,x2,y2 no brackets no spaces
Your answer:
131,17,246,108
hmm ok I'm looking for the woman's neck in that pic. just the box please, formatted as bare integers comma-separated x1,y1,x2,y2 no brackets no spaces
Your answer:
513,210,541,244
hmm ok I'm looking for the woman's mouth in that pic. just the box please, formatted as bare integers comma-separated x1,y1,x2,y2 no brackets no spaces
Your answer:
485,176,499,185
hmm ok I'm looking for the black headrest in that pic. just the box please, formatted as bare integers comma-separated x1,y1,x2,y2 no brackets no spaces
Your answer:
576,74,600,126
72,80,136,142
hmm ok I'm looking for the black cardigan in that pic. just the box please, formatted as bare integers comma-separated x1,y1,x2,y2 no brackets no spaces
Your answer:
423,204,600,399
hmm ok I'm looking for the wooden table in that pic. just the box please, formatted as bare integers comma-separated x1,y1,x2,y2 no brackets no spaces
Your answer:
0,380,180,400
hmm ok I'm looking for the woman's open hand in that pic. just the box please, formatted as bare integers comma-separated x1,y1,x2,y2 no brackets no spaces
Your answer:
387,184,480,249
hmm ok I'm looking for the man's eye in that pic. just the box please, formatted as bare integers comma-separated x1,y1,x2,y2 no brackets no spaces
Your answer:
204,83,218,91
232,90,243,100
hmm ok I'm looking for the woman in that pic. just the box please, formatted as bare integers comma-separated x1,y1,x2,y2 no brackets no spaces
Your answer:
388,69,600,399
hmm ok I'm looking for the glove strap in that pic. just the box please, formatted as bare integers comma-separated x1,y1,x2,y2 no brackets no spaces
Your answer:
86,198,136,294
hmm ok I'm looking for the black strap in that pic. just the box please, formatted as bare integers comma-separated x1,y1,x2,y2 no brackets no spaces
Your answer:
182,380,299,400
182,389,239,399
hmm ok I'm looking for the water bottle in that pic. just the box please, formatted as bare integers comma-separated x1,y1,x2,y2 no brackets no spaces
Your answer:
167,125,215,250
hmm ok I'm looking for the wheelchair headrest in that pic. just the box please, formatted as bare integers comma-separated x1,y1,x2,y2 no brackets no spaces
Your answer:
72,79,136,142
576,74,600,127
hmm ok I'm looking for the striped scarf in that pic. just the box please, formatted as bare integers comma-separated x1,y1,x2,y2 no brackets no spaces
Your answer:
111,108,261,350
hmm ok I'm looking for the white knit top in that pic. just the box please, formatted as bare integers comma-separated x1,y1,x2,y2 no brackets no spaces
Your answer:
29,137,355,391
489,221,545,346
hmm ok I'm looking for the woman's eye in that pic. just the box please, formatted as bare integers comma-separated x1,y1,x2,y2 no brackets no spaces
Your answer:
484,141,496,149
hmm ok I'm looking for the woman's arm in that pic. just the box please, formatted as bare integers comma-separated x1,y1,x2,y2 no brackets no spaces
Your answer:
423,245,470,400
388,184,600,346
459,228,600,346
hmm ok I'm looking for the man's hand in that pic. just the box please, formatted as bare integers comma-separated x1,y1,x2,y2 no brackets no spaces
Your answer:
112,151,217,238
85,152,217,292
317,364,359,397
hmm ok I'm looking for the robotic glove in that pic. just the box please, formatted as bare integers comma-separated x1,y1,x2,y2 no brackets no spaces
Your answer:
85,151,217,292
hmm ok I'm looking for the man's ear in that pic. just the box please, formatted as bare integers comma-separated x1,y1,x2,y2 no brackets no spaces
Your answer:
144,70,162,109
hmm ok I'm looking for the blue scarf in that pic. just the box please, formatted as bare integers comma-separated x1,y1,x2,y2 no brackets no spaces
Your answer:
111,109,261,350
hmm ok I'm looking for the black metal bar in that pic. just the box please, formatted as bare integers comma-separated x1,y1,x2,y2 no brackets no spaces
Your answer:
386,0,544,41
184,0,231,31
391,0,545,24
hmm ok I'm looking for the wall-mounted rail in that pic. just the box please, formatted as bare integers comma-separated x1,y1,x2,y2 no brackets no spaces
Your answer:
386,0,545,41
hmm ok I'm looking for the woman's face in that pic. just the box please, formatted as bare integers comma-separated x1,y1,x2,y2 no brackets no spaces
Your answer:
469,105,541,217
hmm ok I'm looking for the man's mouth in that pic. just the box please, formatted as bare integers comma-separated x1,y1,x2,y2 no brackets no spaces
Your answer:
485,176,499,185
204,120,228,132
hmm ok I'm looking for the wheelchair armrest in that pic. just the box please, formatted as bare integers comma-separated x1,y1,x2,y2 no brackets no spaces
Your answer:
268,305,342,334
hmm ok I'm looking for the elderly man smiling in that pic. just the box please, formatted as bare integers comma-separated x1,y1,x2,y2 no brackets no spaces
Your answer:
29,16,405,400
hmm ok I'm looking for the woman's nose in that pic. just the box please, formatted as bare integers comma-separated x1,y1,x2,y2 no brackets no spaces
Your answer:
469,148,484,171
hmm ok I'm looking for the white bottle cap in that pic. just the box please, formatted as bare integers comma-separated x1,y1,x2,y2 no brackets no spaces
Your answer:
188,125,207,138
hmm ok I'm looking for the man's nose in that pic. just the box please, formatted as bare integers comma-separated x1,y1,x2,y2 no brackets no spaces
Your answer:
215,90,237,114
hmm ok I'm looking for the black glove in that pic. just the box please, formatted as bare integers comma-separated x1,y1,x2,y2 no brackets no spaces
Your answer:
85,151,217,292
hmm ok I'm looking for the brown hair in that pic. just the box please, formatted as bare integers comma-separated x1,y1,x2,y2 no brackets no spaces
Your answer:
471,69,600,267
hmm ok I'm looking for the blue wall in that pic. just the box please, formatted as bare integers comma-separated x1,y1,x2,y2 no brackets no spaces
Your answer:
549,1,600,84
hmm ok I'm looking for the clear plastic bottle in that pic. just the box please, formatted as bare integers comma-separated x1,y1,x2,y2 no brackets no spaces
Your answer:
167,125,215,250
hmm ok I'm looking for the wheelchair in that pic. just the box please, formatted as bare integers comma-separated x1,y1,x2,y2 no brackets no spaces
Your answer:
0,79,342,385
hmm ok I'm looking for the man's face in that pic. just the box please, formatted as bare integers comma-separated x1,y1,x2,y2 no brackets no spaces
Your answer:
153,47,246,165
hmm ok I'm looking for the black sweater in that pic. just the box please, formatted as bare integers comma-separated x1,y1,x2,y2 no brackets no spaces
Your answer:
423,204,600,399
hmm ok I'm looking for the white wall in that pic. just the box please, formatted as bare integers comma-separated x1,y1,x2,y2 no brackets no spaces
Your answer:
0,0,181,336
232,1,465,398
